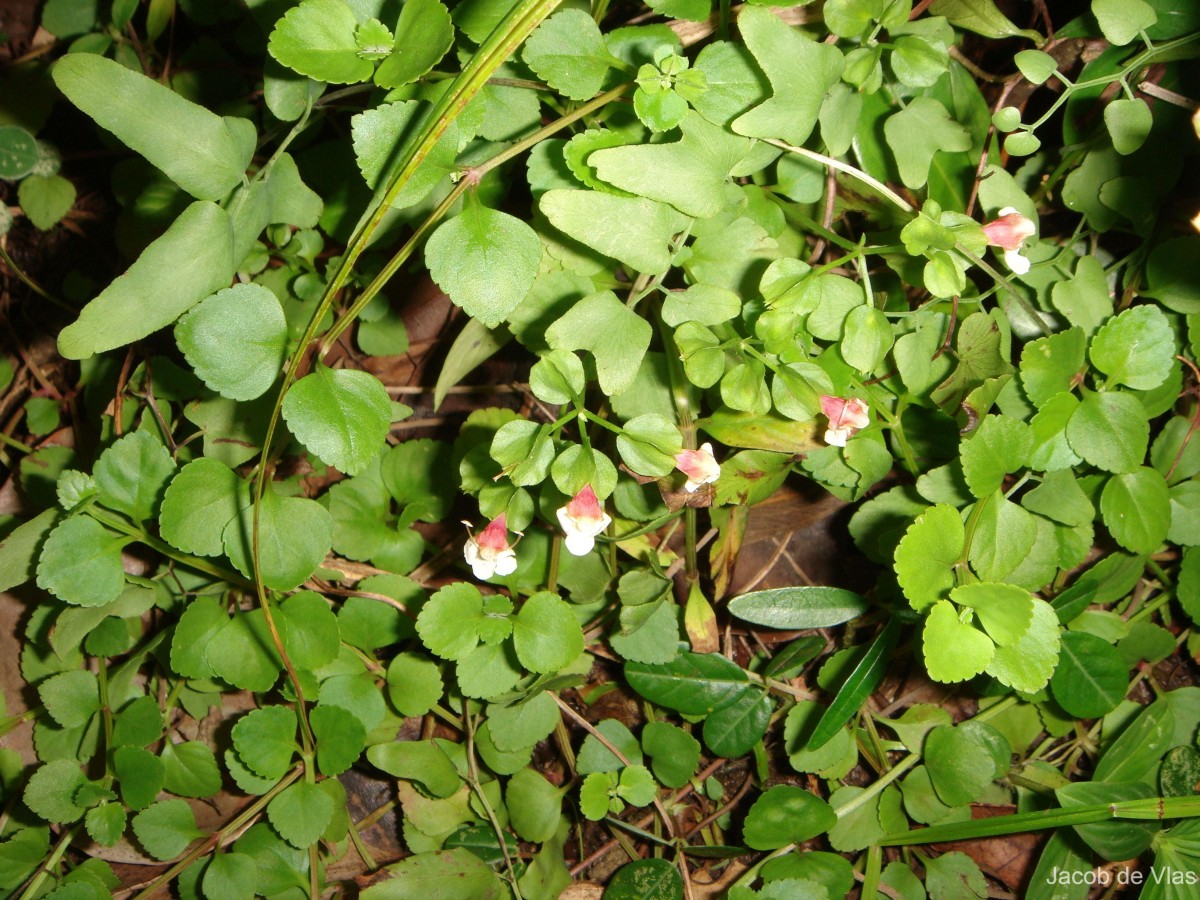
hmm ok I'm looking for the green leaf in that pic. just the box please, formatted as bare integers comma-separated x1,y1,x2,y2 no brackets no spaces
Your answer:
53,53,252,198
160,460,244,561
39,671,100,729
114,747,165,811
223,489,332,592
202,852,257,900
18,174,75,230
743,785,837,851
702,687,772,757
929,0,1041,39
605,858,682,899
731,6,844,146
894,504,963,612
282,365,390,476
386,652,444,717
351,101,458,200
1066,390,1149,474
541,190,689,276
111,696,163,748
579,771,616,820
232,707,297,780
268,781,334,848
530,350,586,405
523,9,618,101
0,509,57,592
426,194,542,329
1090,305,1175,391
546,291,653,397
616,764,657,806
0,124,39,179
960,415,1032,499
625,652,749,715
691,41,769,128
885,97,972,189
310,704,366,777
610,599,681,665
925,723,1008,807
841,304,892,374
512,591,584,674
642,722,702,790
1051,631,1127,718
951,582,1033,646
1104,98,1153,155
1019,327,1087,406
367,741,461,798
170,596,226,680
375,0,455,88
267,0,373,84
361,849,503,899
922,600,995,683
486,692,559,752
161,741,221,799
175,284,287,402
85,803,127,847
591,111,751,218
728,587,868,629
577,720,641,774
1100,467,1171,553
205,609,283,692
985,598,1060,693
94,431,176,523
506,769,564,843
278,592,340,670
1057,781,1156,861
616,413,684,476
806,619,899,751
1144,236,1200,314
1014,49,1059,84
36,516,127,607
416,582,484,660
25,760,88,823
58,201,234,360
132,800,205,861
1092,0,1157,45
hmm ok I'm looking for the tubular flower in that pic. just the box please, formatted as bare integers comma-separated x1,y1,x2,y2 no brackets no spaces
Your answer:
674,443,721,493
981,207,1037,275
463,514,518,580
556,485,612,556
820,395,870,447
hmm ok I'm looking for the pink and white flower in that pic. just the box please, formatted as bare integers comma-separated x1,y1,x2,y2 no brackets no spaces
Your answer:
463,514,518,580
674,443,721,493
556,485,612,556
820,396,870,447
981,207,1037,275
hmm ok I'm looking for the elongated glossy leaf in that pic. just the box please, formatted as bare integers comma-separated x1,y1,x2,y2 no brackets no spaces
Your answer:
625,652,748,715
807,618,900,751
58,201,235,360
52,54,252,200
728,586,868,629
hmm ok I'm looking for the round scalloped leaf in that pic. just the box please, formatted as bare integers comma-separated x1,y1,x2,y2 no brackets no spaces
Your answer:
894,504,962,612
205,609,283,693
563,129,634,195
222,490,332,592
267,0,373,84
1100,466,1171,554
523,9,618,101
282,366,391,476
425,193,543,328
24,760,88,823
175,284,287,401
39,670,100,729
93,430,177,524
1104,98,1153,155
202,851,257,900
267,781,334,848
512,591,584,674
232,707,297,780
160,459,247,558
1089,305,1174,391
922,600,995,683
416,582,484,661
85,802,127,847
373,0,454,88
132,799,205,861
1065,390,1148,474
311,705,366,777
1050,631,1127,718
35,516,127,607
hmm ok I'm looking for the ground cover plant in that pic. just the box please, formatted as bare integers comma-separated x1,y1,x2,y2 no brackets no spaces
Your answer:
1,0,1200,896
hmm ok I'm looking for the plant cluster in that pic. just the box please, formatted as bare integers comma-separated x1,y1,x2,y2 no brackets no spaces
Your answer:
1,0,1200,897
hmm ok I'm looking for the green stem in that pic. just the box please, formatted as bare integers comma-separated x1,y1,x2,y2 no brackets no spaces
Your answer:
0,431,34,455
463,701,523,898
131,765,304,900
17,824,80,900
87,508,247,586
